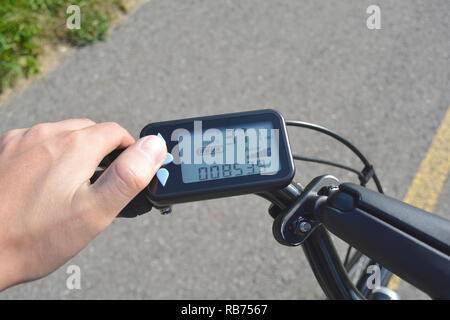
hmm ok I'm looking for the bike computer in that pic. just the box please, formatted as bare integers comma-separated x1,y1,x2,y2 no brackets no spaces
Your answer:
140,109,295,206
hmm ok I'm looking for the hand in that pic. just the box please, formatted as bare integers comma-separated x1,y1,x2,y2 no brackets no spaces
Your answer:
0,119,167,290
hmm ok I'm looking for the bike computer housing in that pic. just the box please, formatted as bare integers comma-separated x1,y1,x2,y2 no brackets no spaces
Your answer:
140,109,295,206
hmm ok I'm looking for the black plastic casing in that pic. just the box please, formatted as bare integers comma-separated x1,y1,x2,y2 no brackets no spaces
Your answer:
140,109,295,207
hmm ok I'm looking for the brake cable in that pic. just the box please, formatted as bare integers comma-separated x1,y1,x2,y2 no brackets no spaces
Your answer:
292,155,364,180
285,120,385,268
285,120,384,193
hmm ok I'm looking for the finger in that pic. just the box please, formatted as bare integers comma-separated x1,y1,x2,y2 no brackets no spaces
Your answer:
84,135,166,223
63,122,136,173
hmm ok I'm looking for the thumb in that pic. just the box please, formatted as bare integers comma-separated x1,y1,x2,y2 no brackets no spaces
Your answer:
89,135,167,220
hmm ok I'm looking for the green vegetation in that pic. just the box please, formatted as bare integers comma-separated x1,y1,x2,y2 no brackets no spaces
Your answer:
0,0,126,94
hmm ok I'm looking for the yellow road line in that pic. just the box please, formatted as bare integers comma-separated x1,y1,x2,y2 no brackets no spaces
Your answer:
388,105,450,291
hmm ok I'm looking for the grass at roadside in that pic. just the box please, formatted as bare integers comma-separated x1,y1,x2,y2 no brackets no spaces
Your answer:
0,0,129,94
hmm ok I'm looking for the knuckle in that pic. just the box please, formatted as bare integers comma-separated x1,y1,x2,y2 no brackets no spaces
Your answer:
63,130,84,148
103,121,123,132
105,122,125,131
79,118,96,126
105,121,121,128
27,123,50,139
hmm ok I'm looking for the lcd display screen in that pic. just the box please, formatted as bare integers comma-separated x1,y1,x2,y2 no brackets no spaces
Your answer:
178,121,280,183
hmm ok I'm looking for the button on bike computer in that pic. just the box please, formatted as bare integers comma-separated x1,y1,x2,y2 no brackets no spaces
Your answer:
140,109,295,206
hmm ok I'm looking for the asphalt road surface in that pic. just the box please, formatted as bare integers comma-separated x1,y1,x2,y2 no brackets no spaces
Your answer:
0,0,448,299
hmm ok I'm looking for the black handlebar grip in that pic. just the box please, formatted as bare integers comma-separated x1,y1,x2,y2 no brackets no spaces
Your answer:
98,148,125,168
317,184,450,299
116,189,153,218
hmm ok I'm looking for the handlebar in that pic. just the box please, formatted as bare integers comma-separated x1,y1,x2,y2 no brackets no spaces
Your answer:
91,115,450,300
